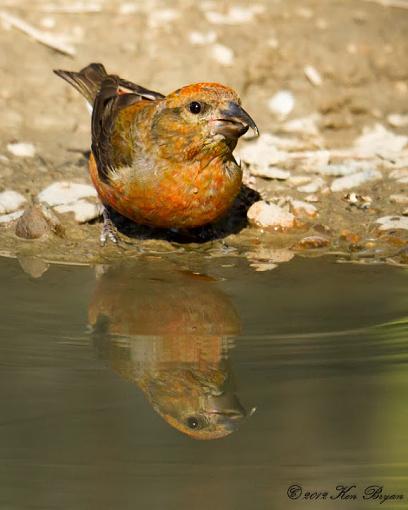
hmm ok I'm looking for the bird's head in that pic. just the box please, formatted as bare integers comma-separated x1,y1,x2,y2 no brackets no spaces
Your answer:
144,364,249,440
152,83,258,161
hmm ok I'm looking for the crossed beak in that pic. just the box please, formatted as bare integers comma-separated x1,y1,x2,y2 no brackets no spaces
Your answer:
214,101,259,139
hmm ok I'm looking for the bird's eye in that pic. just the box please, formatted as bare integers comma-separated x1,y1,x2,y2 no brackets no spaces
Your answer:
189,101,202,114
186,416,202,429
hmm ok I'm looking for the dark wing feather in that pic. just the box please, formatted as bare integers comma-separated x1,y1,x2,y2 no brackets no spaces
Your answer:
54,63,164,183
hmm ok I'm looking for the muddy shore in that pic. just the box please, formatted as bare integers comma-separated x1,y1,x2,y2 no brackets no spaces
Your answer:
1,0,407,269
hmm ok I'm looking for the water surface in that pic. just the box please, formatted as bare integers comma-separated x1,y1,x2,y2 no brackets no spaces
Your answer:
0,256,407,509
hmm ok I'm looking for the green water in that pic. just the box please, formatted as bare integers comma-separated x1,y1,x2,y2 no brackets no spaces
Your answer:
0,255,407,509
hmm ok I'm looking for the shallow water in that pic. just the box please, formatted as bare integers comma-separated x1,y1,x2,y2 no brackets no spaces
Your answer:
0,255,407,509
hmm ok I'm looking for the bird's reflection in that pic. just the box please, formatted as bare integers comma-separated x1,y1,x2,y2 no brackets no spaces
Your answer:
88,260,251,440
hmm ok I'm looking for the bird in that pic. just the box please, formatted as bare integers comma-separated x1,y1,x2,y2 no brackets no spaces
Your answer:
89,261,251,439
54,63,258,244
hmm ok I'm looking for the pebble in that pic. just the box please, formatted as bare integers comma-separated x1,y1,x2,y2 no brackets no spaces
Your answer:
247,200,295,229
54,199,103,223
38,181,97,206
118,3,139,14
344,192,372,208
148,9,179,28
376,216,408,231
298,177,325,193
390,194,408,205
387,113,408,128
238,133,286,169
330,169,382,192
0,190,26,214
305,194,319,203
281,114,320,137
205,6,264,25
251,166,291,180
210,43,234,66
299,150,331,173
267,91,295,119
318,160,376,177
188,30,217,45
353,124,408,159
15,204,61,239
293,235,330,250
290,199,318,217
304,65,322,86
288,175,312,186
0,210,24,223
7,142,36,158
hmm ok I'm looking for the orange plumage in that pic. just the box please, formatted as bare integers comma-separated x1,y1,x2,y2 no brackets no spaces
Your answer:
54,63,258,242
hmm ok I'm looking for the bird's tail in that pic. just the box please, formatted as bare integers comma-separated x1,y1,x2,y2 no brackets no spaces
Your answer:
54,63,108,105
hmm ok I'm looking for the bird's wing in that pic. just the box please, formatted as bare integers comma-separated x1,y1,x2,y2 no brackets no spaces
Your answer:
91,74,164,183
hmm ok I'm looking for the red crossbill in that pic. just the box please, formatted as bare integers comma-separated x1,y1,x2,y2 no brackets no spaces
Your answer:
89,262,250,439
54,63,258,244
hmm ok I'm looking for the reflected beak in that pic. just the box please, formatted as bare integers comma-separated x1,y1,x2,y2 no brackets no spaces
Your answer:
213,102,259,139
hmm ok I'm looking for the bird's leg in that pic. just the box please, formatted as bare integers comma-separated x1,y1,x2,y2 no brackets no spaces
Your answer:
100,207,118,246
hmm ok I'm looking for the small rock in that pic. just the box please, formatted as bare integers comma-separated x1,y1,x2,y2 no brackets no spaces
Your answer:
54,199,103,223
38,181,97,206
330,169,382,192
118,3,139,14
0,210,24,223
7,142,36,158
205,6,263,24
387,113,408,128
238,133,286,169
304,65,322,86
353,124,408,159
267,91,295,119
18,256,50,278
250,262,278,272
0,190,26,214
403,208,408,216
15,204,63,239
247,201,295,229
376,216,408,231
390,194,408,205
305,194,319,203
298,177,326,193
148,9,179,28
40,16,56,28
210,43,234,66
188,30,217,45
281,114,320,137
251,166,291,180
288,175,312,186
318,160,376,177
293,235,330,250
290,199,318,217
344,192,372,209
299,150,331,173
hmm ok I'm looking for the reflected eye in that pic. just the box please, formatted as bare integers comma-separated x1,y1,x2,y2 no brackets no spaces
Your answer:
189,101,202,114
186,416,203,429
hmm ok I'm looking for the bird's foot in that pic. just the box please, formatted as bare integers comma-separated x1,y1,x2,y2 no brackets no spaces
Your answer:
100,208,119,246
